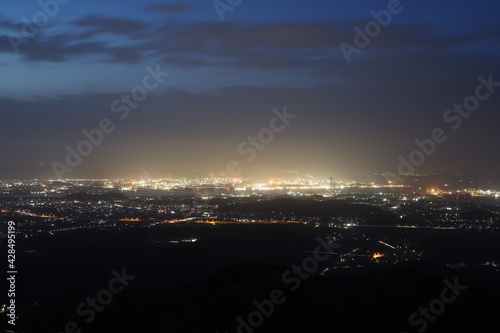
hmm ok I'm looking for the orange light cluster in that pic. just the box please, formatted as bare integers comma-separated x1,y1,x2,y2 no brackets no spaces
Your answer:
373,253,384,259
193,220,307,225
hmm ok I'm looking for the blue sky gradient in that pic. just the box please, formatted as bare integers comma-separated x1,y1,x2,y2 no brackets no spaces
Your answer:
1,0,499,177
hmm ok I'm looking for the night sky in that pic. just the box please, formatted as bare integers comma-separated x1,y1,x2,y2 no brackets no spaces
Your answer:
1,0,499,178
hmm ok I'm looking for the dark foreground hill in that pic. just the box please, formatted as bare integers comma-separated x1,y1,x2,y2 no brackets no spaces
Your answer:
15,261,500,333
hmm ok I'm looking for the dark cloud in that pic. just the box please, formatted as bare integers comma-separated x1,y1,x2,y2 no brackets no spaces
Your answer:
10,30,148,64
0,17,17,30
143,2,192,14
73,14,148,36
146,20,500,72
2,14,499,75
